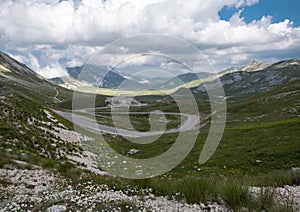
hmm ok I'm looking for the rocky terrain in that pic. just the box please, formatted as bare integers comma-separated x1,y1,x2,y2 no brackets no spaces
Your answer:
0,167,229,211
1,164,299,211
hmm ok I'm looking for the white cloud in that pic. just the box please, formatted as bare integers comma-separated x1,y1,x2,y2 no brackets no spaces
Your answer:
0,0,299,77
0,0,269,45
10,51,69,78
231,54,249,64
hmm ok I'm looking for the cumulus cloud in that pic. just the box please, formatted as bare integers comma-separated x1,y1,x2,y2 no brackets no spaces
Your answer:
0,0,300,78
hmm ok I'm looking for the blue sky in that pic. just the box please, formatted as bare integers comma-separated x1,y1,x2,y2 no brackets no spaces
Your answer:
220,0,300,26
0,0,300,78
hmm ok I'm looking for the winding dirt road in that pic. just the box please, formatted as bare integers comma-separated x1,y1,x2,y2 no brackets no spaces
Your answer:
54,110,199,138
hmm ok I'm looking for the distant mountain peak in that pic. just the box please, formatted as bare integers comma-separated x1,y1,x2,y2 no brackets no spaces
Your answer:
241,60,270,72
220,60,271,75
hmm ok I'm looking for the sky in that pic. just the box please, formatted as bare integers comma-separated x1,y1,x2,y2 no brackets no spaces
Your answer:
0,0,299,78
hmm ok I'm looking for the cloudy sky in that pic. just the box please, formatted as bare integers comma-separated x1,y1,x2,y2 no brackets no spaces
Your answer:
0,0,300,78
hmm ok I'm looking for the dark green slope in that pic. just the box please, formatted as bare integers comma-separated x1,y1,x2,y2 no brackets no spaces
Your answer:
112,79,300,176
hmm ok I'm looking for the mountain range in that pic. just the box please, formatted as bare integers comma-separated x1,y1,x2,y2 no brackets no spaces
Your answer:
1,51,299,101
50,65,213,91
47,56,300,99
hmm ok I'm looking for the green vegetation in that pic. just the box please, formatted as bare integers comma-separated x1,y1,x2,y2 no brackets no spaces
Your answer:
179,176,217,203
221,182,249,210
72,79,299,210
0,93,82,177
94,113,185,132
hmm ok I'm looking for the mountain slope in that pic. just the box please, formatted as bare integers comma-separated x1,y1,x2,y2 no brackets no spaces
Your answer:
0,51,108,109
0,51,73,105
161,72,212,89
195,59,300,99
226,78,300,125
219,60,271,75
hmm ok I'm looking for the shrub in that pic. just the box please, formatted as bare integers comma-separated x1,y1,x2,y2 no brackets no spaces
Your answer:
41,158,56,169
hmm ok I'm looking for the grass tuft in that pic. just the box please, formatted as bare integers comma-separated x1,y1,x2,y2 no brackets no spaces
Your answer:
179,176,217,204
221,182,250,210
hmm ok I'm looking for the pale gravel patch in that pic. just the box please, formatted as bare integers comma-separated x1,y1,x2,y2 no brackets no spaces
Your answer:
48,126,93,145
249,185,300,211
43,109,94,145
41,110,108,175
0,168,61,196
47,205,67,212
0,170,228,211
66,151,108,176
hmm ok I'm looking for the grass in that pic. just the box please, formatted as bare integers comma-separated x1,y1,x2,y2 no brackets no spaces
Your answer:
100,115,299,175
221,182,250,210
76,81,199,96
62,79,300,210
245,169,300,187
65,169,299,211
94,112,186,132
68,79,300,210
179,176,217,203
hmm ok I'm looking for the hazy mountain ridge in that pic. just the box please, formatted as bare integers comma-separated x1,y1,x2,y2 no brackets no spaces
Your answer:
52,65,213,91
58,65,141,89
1,50,299,100
161,72,213,89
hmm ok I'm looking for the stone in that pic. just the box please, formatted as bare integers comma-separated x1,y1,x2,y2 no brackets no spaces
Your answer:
289,108,298,114
128,149,140,155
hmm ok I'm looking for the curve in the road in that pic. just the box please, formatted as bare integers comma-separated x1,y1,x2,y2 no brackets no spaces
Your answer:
54,110,199,138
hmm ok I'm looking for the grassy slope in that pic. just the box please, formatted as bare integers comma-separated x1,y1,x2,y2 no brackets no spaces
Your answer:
0,93,83,175
0,74,299,210
102,79,300,177
84,79,299,210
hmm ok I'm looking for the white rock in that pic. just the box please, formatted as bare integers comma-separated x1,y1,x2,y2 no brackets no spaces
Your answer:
128,149,140,155
47,205,67,212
